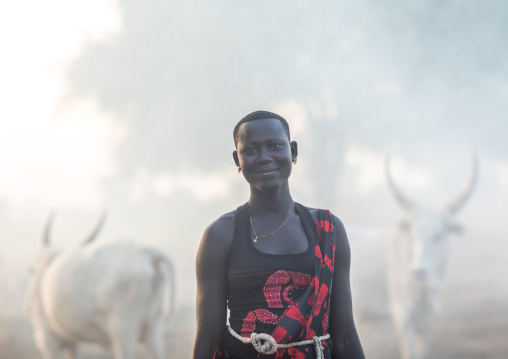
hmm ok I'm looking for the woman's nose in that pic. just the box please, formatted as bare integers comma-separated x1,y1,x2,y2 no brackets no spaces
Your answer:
258,147,272,162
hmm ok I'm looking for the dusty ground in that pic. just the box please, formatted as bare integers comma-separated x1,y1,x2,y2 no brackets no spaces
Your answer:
0,304,196,359
357,298,508,359
2,297,507,359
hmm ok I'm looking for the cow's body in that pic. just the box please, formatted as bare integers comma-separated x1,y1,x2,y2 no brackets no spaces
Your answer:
385,157,477,359
25,215,174,359
386,221,444,359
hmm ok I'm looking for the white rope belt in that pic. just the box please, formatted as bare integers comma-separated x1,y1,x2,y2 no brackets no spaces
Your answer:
227,326,330,359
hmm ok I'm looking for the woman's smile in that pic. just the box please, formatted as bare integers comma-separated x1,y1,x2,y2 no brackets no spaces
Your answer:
256,168,278,175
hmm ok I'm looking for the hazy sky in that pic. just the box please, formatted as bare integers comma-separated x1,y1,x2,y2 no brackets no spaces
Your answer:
62,0,508,227
0,0,121,212
2,0,507,210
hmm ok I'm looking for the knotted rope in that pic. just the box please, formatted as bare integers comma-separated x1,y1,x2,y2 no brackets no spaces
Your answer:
227,326,330,359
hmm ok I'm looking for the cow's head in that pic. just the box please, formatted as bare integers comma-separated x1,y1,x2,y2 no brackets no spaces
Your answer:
23,212,107,315
386,156,477,289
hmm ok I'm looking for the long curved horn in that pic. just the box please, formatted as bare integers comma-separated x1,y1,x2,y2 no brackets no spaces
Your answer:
447,155,478,215
43,212,56,246
385,156,416,212
81,211,107,245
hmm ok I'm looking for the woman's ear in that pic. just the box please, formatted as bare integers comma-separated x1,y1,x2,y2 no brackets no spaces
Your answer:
232,150,240,167
290,141,298,161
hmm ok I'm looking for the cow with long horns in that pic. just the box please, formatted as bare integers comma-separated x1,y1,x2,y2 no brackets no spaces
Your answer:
385,156,477,359
24,213,175,359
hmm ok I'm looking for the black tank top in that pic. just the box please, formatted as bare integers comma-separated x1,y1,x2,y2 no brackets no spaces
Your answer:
224,203,315,358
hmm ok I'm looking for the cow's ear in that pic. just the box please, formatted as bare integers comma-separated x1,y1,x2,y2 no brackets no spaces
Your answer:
447,222,463,234
399,220,411,231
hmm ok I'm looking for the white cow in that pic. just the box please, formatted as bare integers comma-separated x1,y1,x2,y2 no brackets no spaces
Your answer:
24,213,175,359
385,156,477,359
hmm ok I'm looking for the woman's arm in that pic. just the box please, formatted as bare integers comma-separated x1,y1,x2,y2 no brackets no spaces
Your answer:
328,216,365,359
193,213,235,359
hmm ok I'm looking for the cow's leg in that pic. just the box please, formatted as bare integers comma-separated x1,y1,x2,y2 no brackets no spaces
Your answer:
111,340,138,359
142,321,165,359
400,329,428,359
109,319,139,359
398,331,412,359
63,344,78,359
34,329,70,359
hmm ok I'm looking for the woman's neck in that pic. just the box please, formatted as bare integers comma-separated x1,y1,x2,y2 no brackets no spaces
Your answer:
248,186,294,213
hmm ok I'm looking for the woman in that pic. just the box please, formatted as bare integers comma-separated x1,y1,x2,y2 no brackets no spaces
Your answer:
193,111,365,359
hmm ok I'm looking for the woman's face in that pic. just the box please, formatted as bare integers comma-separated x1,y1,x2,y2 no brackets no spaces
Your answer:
234,118,296,193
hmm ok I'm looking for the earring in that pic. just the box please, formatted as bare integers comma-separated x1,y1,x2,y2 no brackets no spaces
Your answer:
292,158,297,165
237,166,242,173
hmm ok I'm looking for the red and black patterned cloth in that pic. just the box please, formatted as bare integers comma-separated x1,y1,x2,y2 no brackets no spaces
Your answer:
214,207,336,359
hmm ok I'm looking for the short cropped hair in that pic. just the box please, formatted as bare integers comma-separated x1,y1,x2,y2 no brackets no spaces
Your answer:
233,110,290,148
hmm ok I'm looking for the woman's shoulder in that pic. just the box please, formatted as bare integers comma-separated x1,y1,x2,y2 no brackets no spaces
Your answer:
300,205,343,222
299,205,320,217
200,207,240,253
300,204,346,232
204,210,236,238
196,210,238,278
